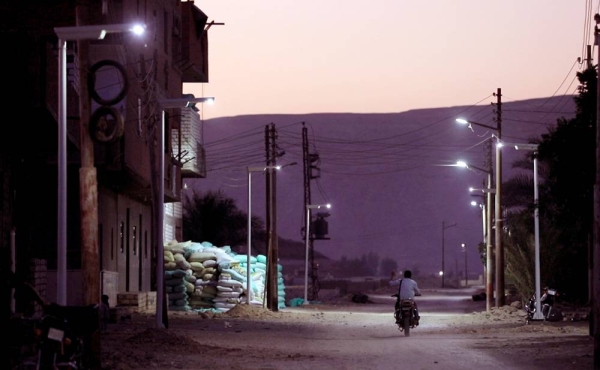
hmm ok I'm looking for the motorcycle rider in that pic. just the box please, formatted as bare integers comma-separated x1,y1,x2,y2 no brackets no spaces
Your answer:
390,270,422,325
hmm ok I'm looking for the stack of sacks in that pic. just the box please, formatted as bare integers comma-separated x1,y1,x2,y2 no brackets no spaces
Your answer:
277,263,286,309
250,255,268,306
213,271,245,312
188,249,219,308
164,240,193,311
165,269,191,311
162,239,290,312
232,254,257,303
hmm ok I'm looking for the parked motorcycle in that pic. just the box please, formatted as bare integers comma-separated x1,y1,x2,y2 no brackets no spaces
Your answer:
35,303,98,370
525,288,563,322
392,294,418,336
6,270,101,370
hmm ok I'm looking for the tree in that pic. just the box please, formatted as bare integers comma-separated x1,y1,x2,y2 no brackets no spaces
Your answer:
380,257,398,277
331,253,379,277
182,190,266,254
536,67,596,303
501,67,595,303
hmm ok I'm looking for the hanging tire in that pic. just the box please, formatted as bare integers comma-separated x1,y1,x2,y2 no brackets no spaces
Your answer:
88,59,129,106
89,106,125,143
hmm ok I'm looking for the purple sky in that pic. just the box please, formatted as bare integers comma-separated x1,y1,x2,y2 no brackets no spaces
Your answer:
180,1,586,277
186,1,588,119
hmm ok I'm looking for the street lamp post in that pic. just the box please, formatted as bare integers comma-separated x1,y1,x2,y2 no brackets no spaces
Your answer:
462,243,467,287
54,23,144,305
304,204,331,304
470,184,495,311
470,197,486,252
247,166,281,305
441,221,456,288
157,97,214,328
512,143,544,320
456,117,502,307
457,159,495,309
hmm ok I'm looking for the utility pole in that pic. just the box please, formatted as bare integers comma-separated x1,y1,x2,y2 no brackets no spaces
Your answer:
462,243,467,287
77,5,100,307
593,14,600,369
494,88,504,307
266,123,279,311
441,222,456,288
485,139,494,311
587,43,594,337
271,124,279,311
264,125,271,308
301,123,314,300
76,5,101,369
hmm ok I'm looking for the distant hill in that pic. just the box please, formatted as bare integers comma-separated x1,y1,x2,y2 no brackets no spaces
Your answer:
189,96,576,275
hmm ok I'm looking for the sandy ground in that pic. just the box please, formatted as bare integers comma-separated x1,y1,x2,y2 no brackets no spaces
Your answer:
100,289,593,370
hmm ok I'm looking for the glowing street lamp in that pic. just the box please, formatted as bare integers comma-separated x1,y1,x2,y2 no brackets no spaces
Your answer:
456,117,503,307
156,97,214,328
53,22,144,305
304,203,331,304
457,157,495,310
247,165,281,305
470,199,486,250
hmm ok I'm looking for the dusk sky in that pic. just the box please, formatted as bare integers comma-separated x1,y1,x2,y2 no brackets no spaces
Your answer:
185,1,591,119
181,1,589,276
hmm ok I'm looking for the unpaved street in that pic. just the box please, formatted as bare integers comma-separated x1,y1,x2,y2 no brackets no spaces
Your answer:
101,288,592,369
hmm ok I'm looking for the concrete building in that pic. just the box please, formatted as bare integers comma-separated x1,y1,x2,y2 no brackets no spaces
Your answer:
0,0,212,313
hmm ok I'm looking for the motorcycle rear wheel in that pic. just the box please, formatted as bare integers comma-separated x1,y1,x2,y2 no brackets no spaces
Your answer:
402,316,411,337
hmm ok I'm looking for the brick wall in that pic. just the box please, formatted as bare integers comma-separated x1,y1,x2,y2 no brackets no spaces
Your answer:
117,291,156,313
29,258,47,317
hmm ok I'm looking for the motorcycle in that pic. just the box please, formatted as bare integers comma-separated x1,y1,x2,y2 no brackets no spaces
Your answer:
28,301,100,370
7,273,100,370
525,288,563,322
392,294,418,336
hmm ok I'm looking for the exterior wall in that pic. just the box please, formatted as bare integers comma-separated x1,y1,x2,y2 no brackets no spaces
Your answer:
44,269,85,307
164,203,176,244
98,186,152,295
178,107,204,176
164,202,183,243
115,194,152,293
1,0,209,312
98,187,119,274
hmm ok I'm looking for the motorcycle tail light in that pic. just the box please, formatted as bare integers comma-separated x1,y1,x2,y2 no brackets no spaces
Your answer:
35,328,43,337
63,337,72,346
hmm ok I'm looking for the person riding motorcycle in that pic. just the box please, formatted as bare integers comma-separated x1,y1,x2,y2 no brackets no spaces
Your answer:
389,270,422,325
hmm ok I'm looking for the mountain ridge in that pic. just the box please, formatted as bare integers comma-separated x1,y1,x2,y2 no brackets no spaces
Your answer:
188,96,576,275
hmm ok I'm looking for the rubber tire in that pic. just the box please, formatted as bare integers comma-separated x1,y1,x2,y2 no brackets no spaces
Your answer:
89,106,125,143
88,59,129,106
403,316,411,337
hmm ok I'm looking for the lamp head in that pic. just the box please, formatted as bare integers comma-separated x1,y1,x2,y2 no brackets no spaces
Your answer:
514,143,539,151
55,23,145,41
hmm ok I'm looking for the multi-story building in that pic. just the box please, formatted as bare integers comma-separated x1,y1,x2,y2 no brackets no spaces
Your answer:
0,0,211,312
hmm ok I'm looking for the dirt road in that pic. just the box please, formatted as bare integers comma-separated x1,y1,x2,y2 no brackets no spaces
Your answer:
101,287,592,369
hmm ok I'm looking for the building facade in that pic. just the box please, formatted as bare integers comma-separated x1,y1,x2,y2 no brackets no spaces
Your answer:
0,0,210,311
